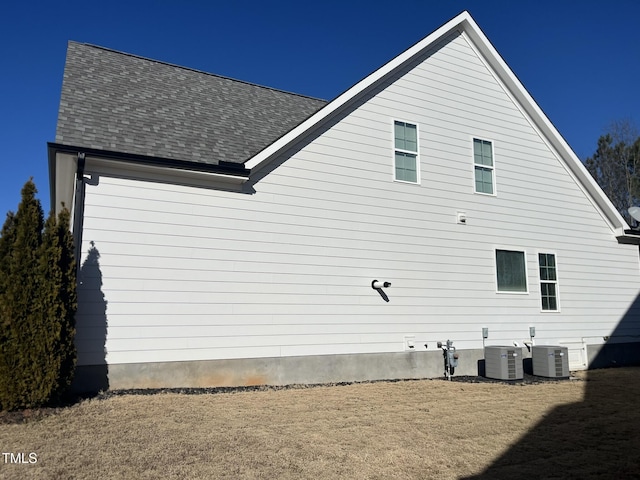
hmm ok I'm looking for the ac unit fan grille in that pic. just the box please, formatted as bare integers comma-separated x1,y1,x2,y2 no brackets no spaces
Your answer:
554,349,563,377
507,350,516,379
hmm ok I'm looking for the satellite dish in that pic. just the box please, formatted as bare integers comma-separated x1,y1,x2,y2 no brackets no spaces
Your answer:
629,206,640,223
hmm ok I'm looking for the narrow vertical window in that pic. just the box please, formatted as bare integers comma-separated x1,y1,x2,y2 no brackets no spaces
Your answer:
394,121,419,183
539,253,559,311
474,138,494,194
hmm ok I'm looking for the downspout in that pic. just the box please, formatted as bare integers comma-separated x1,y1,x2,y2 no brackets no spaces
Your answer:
73,152,86,274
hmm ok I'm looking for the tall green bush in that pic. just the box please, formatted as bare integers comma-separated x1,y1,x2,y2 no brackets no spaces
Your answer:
38,207,77,402
0,180,77,410
0,212,16,314
0,211,17,405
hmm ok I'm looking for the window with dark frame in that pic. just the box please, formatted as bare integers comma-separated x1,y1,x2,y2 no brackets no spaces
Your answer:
496,249,527,293
539,253,559,311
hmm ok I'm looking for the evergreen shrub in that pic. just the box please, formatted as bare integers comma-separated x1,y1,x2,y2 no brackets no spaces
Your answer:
0,180,77,410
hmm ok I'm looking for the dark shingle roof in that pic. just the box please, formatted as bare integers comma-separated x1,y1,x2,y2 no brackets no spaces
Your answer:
55,42,327,165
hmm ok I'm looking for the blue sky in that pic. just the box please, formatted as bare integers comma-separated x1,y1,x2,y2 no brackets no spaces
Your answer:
1,0,638,218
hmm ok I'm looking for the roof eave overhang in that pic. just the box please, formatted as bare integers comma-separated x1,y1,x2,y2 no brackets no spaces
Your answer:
617,230,640,245
48,143,250,209
48,143,78,216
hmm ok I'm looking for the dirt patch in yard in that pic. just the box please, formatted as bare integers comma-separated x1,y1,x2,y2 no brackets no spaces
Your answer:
0,367,638,479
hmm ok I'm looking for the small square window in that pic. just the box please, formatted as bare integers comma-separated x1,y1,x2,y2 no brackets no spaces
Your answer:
395,122,417,151
395,152,417,183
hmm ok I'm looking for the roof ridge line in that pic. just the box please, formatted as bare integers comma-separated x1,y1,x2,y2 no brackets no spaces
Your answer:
67,40,328,103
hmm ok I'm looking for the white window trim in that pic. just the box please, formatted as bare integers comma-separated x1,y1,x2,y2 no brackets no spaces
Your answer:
494,247,529,294
472,136,497,196
538,251,561,312
392,119,421,185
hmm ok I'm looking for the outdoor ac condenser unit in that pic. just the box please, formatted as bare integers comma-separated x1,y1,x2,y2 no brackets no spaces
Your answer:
531,345,569,378
484,346,523,380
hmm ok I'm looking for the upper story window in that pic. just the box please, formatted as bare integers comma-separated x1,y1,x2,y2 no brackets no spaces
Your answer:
539,253,559,311
473,138,494,194
394,121,419,183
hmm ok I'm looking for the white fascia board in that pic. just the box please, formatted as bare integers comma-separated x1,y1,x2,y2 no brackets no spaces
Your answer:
245,12,474,172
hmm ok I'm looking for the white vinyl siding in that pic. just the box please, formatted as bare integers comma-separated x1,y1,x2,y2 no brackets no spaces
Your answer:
474,138,494,194
74,30,640,368
393,120,419,183
539,253,559,311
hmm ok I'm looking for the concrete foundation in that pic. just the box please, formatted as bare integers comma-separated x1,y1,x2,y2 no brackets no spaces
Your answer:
73,348,486,393
71,342,640,393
